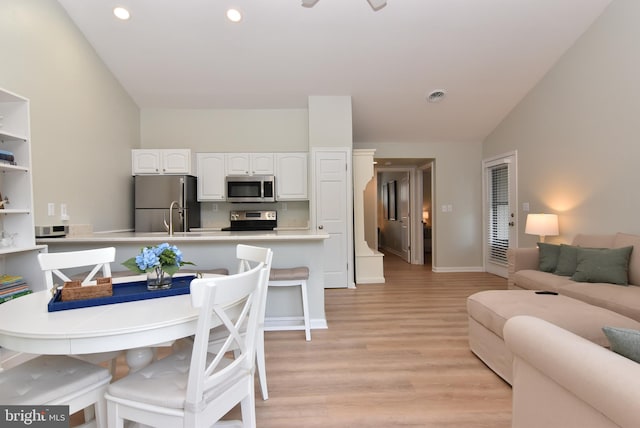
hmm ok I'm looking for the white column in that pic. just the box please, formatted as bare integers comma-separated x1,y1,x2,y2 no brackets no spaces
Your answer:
353,149,384,284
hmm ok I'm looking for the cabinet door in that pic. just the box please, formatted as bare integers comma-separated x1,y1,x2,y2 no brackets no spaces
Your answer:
225,153,251,175
132,150,161,174
250,153,274,175
197,153,226,201
162,149,192,174
276,153,308,200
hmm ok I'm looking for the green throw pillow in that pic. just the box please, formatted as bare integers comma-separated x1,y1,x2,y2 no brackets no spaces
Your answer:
554,244,581,276
571,246,633,285
602,326,640,363
538,242,561,272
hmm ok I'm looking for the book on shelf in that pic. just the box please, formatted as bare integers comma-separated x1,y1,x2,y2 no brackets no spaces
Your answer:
0,289,32,304
0,275,27,291
0,284,30,297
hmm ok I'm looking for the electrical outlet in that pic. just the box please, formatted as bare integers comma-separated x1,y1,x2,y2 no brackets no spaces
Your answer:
522,202,530,212
48,203,55,216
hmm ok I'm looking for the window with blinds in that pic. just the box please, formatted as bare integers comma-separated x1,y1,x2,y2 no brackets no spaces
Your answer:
488,164,509,265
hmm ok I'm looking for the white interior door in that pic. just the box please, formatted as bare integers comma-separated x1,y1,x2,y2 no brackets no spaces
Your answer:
314,150,350,288
483,153,517,278
399,174,410,263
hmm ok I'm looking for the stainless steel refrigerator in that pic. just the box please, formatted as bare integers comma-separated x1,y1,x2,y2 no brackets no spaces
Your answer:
134,175,200,232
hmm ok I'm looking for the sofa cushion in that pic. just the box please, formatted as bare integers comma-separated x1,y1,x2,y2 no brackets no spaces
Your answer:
571,246,633,285
614,233,640,286
559,282,640,323
555,244,582,276
538,242,561,272
467,290,640,347
513,270,575,292
602,326,640,363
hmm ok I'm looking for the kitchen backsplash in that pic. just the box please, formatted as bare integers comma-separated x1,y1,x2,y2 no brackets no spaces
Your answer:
199,201,310,229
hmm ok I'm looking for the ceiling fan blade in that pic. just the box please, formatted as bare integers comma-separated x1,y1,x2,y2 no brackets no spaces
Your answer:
301,0,320,7
367,0,387,11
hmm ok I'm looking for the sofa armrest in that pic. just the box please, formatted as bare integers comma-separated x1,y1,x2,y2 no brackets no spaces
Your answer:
506,247,539,287
505,316,640,428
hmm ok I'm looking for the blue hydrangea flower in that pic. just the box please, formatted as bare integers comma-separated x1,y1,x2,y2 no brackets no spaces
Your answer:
123,242,194,275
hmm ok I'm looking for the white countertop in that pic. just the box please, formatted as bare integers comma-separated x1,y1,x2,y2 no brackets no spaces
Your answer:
37,230,330,244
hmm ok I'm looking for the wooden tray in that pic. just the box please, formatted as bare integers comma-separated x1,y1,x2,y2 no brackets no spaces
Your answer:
48,275,196,312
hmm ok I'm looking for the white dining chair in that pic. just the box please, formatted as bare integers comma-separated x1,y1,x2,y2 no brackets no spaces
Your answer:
175,244,273,400
211,244,273,400
105,261,267,428
37,247,122,373
0,355,111,427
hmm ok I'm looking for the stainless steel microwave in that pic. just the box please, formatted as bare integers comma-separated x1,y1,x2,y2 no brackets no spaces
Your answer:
226,175,276,203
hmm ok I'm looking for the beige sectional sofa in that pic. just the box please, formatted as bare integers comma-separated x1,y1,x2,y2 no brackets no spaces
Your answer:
505,316,640,428
507,232,640,322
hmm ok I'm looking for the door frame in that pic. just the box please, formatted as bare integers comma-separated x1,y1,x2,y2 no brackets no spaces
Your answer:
376,166,425,264
482,151,518,278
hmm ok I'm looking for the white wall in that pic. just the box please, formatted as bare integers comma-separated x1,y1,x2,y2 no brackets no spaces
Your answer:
483,0,640,246
0,0,139,232
358,141,484,271
140,108,309,152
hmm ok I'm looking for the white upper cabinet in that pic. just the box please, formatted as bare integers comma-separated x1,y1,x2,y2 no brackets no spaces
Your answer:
196,153,226,201
275,152,308,200
132,149,193,175
225,153,274,176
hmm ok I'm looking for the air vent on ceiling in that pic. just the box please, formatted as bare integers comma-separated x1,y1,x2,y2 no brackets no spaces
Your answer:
427,89,447,103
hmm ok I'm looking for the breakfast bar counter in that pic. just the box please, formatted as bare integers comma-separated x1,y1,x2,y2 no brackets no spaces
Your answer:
37,230,330,330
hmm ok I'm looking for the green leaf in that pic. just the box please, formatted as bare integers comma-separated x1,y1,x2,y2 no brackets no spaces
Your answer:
122,257,145,274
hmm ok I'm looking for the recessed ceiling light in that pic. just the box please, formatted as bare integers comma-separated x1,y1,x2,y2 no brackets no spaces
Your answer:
427,89,447,103
113,7,130,20
226,8,242,23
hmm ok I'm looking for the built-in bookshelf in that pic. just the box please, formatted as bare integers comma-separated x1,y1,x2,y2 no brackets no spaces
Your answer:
0,88,46,294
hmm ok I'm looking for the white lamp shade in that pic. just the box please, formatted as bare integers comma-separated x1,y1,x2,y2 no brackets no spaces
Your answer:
525,214,559,238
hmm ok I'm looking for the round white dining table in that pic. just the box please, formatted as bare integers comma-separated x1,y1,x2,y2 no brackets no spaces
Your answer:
0,274,218,371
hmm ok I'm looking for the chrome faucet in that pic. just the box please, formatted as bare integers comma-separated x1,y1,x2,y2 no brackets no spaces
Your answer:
165,200,181,235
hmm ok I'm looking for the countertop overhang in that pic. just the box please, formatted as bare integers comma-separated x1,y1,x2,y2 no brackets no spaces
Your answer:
36,230,330,244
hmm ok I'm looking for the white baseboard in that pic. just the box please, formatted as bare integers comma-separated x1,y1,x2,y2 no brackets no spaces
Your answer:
432,266,484,273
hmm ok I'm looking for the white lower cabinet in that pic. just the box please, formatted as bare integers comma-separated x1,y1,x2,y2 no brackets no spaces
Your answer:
196,153,226,201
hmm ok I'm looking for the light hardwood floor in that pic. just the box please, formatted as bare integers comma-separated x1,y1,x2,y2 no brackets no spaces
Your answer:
103,252,512,427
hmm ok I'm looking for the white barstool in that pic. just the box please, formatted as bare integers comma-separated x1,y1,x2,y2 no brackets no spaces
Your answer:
266,266,311,341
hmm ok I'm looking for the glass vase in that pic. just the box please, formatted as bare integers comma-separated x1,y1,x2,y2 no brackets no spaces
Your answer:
147,267,172,291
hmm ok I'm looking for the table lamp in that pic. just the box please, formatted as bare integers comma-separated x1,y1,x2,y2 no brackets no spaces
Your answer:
525,213,559,242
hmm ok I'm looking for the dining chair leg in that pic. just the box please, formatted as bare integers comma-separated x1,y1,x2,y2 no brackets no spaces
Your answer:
240,382,257,428
256,331,268,400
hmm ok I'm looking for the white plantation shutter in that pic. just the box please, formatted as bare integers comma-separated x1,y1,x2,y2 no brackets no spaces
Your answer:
488,164,509,265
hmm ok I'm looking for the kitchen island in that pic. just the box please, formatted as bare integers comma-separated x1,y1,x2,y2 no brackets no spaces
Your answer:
37,230,330,330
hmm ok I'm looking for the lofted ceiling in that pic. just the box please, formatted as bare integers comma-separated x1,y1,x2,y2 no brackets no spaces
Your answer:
56,0,611,144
